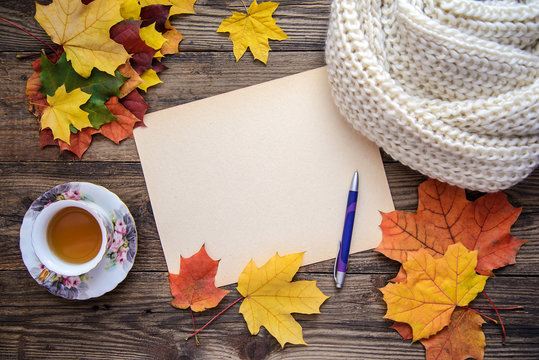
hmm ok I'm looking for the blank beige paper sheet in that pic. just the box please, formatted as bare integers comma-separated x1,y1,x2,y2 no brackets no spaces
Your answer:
134,67,394,286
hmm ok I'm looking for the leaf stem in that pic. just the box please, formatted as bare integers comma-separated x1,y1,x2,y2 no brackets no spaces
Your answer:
0,17,58,56
185,296,244,340
1,96,25,100
482,290,506,343
464,306,498,324
240,0,248,12
190,308,200,346
468,305,522,310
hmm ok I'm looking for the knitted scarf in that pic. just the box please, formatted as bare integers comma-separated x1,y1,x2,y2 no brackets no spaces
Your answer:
326,0,538,192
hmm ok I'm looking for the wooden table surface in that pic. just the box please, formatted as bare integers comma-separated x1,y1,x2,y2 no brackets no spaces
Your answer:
1,1,538,359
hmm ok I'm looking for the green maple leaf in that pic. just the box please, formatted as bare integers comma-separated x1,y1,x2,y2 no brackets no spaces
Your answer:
39,53,127,129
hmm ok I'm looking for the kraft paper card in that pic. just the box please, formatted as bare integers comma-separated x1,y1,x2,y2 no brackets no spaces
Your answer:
134,67,394,286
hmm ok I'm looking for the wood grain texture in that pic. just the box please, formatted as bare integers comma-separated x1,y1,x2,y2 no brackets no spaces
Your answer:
0,0,538,359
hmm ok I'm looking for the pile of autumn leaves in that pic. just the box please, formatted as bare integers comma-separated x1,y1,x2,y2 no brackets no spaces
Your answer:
376,179,525,359
26,0,192,158
24,0,289,158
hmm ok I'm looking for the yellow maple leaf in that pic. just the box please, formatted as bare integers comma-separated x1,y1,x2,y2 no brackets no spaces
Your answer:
139,23,168,57
138,69,163,92
139,0,196,16
217,0,288,64
237,252,329,347
161,26,184,55
380,243,488,342
120,0,141,20
41,85,92,145
35,0,130,78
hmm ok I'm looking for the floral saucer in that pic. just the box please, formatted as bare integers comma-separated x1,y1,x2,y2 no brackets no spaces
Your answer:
20,182,137,300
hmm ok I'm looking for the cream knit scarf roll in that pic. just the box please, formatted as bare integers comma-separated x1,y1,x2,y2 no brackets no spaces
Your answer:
326,0,539,192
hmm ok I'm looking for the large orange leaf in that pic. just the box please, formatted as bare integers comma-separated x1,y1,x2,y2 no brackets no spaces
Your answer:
375,179,525,274
421,308,486,360
456,192,525,275
169,245,229,312
237,252,329,347
380,243,488,341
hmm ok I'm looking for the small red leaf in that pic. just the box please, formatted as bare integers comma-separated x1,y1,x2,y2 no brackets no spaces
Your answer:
169,245,229,312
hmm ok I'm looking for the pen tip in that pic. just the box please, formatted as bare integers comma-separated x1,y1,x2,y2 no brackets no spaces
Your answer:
350,171,359,191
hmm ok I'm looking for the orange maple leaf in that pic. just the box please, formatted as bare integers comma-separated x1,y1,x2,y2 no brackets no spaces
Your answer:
421,308,486,360
375,179,525,274
380,243,488,341
100,96,140,144
169,245,229,312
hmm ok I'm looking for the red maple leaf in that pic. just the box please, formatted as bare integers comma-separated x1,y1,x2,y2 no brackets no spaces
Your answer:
169,245,229,312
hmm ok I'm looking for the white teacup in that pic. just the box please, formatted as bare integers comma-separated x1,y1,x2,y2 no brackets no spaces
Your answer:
32,200,112,276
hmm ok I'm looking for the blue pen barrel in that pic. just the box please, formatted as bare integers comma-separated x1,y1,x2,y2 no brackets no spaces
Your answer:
336,190,358,272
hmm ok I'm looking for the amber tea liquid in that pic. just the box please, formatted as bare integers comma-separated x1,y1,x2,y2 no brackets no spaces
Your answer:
46,207,102,264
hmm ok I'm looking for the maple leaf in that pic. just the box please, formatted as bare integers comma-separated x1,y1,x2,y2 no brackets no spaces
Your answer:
140,5,170,32
99,96,140,143
117,62,145,97
375,178,525,275
217,0,289,64
169,245,229,312
110,20,157,74
120,89,150,124
161,26,184,55
380,243,488,341
41,85,92,144
35,0,130,78
139,23,168,57
39,128,96,159
39,53,126,129
138,69,163,92
121,0,142,20
420,308,486,360
26,69,48,117
456,192,525,275
140,0,196,17
237,252,329,347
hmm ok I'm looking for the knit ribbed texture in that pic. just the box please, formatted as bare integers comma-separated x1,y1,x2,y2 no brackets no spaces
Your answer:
326,0,539,192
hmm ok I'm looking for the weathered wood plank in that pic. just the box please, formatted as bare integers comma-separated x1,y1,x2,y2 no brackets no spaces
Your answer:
0,0,330,53
1,162,538,275
0,272,537,359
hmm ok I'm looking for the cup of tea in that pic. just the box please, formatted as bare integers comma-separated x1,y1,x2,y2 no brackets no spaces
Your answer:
31,199,113,276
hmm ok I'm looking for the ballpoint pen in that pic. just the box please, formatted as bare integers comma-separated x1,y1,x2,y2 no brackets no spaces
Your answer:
334,171,358,288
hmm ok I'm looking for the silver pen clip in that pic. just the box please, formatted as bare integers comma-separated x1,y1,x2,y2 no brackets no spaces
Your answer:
333,244,341,282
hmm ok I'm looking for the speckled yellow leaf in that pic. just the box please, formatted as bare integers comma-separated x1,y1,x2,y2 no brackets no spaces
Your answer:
138,69,162,92
217,0,288,64
139,0,196,16
121,0,141,19
237,252,329,347
41,85,92,144
380,243,488,342
35,0,130,78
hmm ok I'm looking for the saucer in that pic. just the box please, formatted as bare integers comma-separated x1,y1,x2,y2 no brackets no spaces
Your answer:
20,182,137,300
